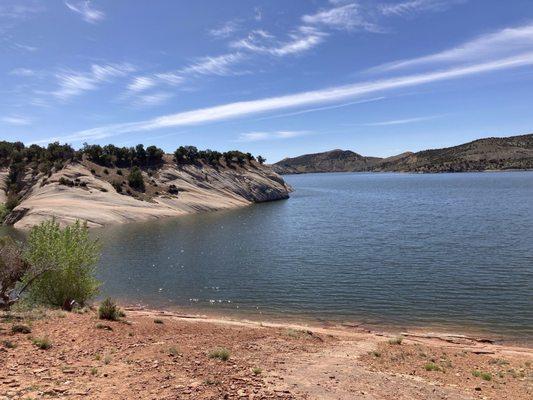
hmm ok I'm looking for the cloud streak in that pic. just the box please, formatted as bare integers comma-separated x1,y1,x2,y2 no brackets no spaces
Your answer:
126,52,245,97
237,130,310,142
231,27,327,57
257,97,387,120
65,1,104,24
370,23,533,72
37,52,533,144
379,0,465,17
302,3,380,32
209,20,240,39
1,115,31,126
362,115,441,126
54,63,135,100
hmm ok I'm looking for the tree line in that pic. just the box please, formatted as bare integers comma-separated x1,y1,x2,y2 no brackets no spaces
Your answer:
0,141,266,170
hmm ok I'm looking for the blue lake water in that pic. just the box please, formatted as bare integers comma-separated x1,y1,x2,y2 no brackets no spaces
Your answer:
3,172,532,340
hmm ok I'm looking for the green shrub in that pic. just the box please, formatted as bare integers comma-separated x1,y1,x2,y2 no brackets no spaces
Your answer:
95,323,113,331
388,336,403,345
154,318,164,324
424,362,441,371
169,346,179,356
2,340,16,349
4,195,19,213
127,166,145,191
1,236,30,307
11,324,31,334
251,367,262,375
473,370,492,381
32,337,52,350
24,220,101,308
98,298,121,321
112,181,122,193
209,347,230,361
0,204,8,222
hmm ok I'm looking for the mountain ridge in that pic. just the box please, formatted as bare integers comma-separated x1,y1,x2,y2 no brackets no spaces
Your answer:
272,133,533,174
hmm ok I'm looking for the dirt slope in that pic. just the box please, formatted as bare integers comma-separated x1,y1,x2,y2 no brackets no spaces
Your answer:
1,309,531,399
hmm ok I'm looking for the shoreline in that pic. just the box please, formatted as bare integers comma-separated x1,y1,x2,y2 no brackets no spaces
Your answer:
117,301,532,348
127,306,533,348
278,168,533,176
2,305,531,399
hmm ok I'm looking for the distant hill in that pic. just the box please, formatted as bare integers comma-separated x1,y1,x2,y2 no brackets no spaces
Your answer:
272,134,533,174
272,149,382,174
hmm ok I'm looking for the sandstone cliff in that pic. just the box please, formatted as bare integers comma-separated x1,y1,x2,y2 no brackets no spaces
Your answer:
2,160,290,229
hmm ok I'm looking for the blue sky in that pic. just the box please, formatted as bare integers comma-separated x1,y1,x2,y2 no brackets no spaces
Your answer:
1,0,533,162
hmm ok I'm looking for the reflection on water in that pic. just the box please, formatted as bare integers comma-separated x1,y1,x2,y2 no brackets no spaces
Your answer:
2,172,532,340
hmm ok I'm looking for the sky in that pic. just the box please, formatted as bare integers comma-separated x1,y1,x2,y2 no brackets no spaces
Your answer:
1,0,533,162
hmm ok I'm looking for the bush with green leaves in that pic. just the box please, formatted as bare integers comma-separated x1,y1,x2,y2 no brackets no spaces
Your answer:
0,236,30,309
98,297,122,321
24,220,101,308
0,204,8,223
127,166,145,191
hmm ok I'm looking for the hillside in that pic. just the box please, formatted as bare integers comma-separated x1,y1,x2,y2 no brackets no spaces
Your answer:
272,134,533,174
376,134,533,173
0,144,290,229
272,149,382,174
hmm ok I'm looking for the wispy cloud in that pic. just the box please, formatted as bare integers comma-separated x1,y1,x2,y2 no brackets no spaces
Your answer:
370,23,533,72
379,0,465,17
237,130,311,142
11,42,38,52
36,52,533,144
131,92,173,108
65,1,104,24
1,115,32,126
180,53,246,76
0,2,44,20
362,115,441,126
209,20,240,39
258,97,387,120
231,26,327,57
124,53,245,99
127,76,157,92
9,67,37,77
53,63,135,100
302,3,380,32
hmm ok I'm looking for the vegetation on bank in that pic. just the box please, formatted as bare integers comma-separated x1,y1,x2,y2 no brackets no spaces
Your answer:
0,140,266,172
0,219,101,311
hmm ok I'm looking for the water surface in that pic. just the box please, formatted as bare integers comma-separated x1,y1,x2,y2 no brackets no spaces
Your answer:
3,172,532,340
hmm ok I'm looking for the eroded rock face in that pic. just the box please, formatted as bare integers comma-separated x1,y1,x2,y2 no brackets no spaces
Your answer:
7,161,291,229
0,171,7,204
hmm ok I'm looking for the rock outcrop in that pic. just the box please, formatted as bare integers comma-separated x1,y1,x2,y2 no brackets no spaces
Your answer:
0,172,7,204
2,161,290,229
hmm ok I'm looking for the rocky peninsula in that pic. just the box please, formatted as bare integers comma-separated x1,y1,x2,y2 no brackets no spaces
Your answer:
0,143,290,229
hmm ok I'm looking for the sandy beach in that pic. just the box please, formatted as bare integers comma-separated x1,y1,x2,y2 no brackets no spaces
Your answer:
1,307,531,399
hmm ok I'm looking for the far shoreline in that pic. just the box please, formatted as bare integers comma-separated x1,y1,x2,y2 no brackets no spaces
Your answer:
277,168,533,176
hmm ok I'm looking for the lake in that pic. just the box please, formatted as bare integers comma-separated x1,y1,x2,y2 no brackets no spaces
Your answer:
4,172,533,340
